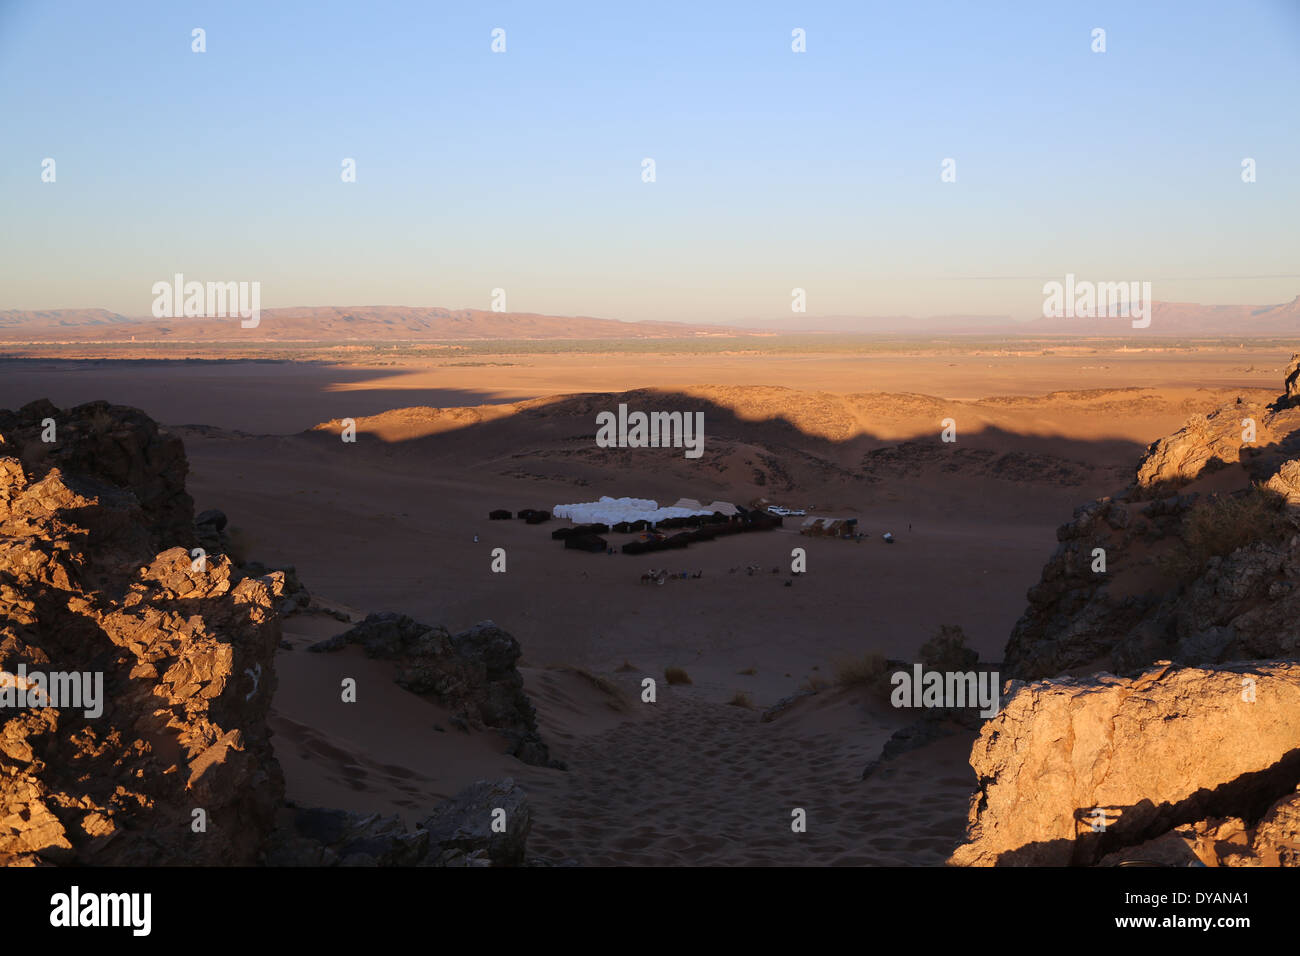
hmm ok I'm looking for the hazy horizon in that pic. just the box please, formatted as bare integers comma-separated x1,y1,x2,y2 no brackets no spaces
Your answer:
3,0,1298,323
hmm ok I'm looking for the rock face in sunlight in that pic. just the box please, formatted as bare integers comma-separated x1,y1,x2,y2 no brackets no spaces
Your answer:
0,404,284,864
1003,365,1300,679
956,362,1300,868
949,662,1300,867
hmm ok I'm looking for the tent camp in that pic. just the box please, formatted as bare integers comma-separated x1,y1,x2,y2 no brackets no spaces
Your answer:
553,495,736,526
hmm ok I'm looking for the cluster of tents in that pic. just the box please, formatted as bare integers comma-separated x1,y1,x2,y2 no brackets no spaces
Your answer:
489,508,552,525
553,496,739,526
552,524,611,553
546,505,783,555
622,507,782,555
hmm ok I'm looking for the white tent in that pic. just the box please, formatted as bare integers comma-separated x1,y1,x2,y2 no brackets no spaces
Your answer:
553,496,717,526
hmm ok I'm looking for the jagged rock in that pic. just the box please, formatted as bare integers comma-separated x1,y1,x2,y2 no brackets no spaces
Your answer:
1280,353,1300,409
307,614,559,768
1097,789,1300,867
418,779,531,867
0,431,283,865
0,399,195,549
1004,362,1300,678
1135,406,1265,496
1265,459,1300,506
241,561,310,615
267,780,533,867
1097,818,1236,867
949,662,1300,867
1251,789,1300,866
266,808,430,866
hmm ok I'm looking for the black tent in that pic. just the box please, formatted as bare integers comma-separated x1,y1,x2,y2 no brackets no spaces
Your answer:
564,533,608,553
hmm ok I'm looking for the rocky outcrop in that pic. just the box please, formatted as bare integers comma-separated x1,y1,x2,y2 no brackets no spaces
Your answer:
949,662,1300,867
1004,366,1300,678
193,509,311,616
0,447,284,864
0,400,542,867
1279,353,1300,409
307,614,560,768
1135,390,1300,497
267,779,536,867
0,399,195,549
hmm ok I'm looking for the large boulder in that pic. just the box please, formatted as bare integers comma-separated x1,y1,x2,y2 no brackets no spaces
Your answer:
418,778,532,866
949,662,1300,866
266,779,535,867
307,614,559,768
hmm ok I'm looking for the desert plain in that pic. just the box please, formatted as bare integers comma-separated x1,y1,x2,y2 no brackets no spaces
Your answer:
2,339,1295,865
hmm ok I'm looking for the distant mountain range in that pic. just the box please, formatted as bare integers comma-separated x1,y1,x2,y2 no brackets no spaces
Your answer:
0,296,1296,341
1016,295,1300,336
0,306,742,342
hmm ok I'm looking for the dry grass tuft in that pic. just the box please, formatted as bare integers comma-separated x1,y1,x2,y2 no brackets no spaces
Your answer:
832,651,889,688
664,666,692,686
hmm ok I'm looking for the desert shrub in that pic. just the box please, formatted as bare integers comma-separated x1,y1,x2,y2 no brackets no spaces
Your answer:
1157,485,1289,583
664,666,692,685
832,651,889,688
726,691,753,709
737,666,757,676
918,624,978,671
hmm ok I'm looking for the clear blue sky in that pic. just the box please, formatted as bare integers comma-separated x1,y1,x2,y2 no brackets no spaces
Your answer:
1,0,1297,323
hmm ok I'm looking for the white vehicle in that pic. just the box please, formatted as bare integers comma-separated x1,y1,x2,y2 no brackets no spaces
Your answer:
767,506,806,517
